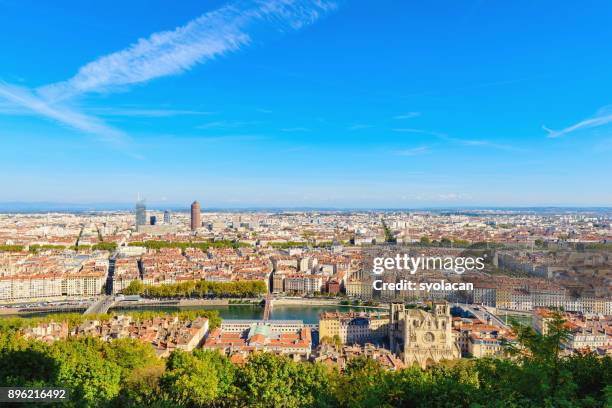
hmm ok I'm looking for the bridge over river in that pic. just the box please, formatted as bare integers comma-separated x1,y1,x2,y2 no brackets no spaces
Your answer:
83,296,116,315
262,294,273,320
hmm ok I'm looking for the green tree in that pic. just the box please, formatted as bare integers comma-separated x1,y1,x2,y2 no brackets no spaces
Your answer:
106,338,161,381
332,334,342,348
116,364,166,407
122,280,145,295
51,337,122,406
160,350,220,407
504,312,575,405
334,357,386,407
236,353,332,407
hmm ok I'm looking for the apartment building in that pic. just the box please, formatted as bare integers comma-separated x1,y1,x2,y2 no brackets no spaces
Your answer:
319,311,389,345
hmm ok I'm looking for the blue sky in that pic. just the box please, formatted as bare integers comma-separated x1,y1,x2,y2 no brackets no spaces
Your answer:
1,0,611,208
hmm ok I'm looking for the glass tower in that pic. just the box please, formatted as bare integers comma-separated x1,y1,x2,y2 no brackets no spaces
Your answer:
135,200,146,226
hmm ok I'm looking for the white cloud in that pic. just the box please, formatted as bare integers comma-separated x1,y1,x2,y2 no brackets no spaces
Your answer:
393,111,421,120
348,123,372,130
197,120,260,129
392,127,525,152
0,81,126,144
543,105,612,138
280,127,310,132
37,0,336,101
93,107,214,117
0,0,335,145
394,146,429,156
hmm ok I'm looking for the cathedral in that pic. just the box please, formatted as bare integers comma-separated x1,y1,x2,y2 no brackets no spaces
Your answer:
389,302,460,368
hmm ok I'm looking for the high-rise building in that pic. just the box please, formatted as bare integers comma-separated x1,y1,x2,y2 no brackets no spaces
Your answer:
190,201,201,231
150,215,157,225
135,200,147,227
163,210,171,224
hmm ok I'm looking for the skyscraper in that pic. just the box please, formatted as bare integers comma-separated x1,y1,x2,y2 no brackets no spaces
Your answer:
190,201,201,231
163,210,171,224
135,199,146,227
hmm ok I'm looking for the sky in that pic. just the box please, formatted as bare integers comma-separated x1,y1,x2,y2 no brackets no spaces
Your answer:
1,0,612,209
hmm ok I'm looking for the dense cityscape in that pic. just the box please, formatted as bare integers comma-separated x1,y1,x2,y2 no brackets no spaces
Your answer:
0,202,610,405
0,201,612,369
2,0,612,405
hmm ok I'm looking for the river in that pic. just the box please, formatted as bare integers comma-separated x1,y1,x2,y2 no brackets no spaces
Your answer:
112,304,383,324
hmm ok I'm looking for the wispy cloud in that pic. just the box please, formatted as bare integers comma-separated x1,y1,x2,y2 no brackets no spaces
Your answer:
392,128,432,134
38,0,336,101
394,146,429,156
392,127,525,152
0,81,126,144
0,102,213,118
193,134,265,142
94,107,214,117
400,192,472,202
0,100,30,115
348,123,372,130
0,0,336,145
393,111,420,120
197,120,261,130
143,133,264,143
543,105,612,138
280,127,310,132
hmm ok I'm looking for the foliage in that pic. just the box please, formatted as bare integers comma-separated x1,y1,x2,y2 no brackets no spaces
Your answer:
122,280,145,295
0,244,25,252
160,350,222,406
235,353,333,407
269,241,308,249
92,242,118,251
128,240,249,251
29,244,66,253
122,279,267,299
0,312,610,407
381,220,396,244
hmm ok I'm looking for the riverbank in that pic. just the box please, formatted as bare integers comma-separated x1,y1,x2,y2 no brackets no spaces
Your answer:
0,296,388,317
273,297,388,309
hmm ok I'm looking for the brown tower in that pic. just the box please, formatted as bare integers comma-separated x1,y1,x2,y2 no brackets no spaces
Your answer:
190,201,201,231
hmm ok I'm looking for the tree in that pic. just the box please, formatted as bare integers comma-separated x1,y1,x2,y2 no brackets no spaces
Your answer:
51,337,122,406
236,353,332,407
193,349,237,400
117,364,166,407
332,334,342,348
504,312,574,405
105,338,161,381
2,309,612,407
0,332,58,388
160,350,220,407
334,357,386,407
122,280,145,295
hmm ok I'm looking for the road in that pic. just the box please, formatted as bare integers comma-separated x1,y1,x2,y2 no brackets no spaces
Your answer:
454,303,509,329
263,293,273,320
83,296,115,315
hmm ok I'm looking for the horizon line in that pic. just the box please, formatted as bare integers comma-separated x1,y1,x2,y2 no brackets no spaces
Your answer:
0,201,611,213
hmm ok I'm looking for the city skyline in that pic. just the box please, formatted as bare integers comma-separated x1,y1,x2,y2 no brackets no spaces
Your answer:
1,0,612,207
